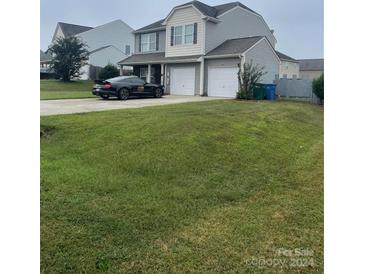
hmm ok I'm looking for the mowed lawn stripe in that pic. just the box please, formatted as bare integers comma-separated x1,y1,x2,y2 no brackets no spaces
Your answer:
41,100,323,273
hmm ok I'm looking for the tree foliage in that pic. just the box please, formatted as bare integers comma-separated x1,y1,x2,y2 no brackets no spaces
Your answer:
312,73,324,101
48,37,89,82
237,61,267,99
98,64,120,80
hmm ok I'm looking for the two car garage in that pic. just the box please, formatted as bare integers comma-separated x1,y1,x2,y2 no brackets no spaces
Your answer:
168,62,239,98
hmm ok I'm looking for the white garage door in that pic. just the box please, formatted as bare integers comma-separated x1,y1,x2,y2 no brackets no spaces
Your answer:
170,66,195,96
208,67,239,98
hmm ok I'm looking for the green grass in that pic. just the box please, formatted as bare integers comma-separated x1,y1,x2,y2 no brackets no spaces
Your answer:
41,100,324,273
40,80,94,100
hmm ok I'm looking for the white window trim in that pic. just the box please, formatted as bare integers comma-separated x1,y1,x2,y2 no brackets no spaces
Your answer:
173,24,195,45
141,33,157,52
184,24,194,45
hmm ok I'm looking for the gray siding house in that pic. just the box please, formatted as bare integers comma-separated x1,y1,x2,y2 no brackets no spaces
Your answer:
51,20,134,80
119,0,288,98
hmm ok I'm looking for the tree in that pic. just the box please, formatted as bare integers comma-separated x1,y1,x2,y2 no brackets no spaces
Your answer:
237,60,267,99
312,73,324,103
98,64,120,80
48,37,89,82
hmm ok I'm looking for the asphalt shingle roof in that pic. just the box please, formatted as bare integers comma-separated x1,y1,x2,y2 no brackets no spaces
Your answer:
275,51,298,62
58,22,93,37
135,19,165,33
299,59,324,71
135,1,259,32
206,36,263,56
118,52,202,65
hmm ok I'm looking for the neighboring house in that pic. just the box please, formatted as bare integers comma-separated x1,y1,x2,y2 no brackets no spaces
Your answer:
299,59,324,80
40,50,55,79
119,0,285,98
50,20,134,80
276,51,299,79
40,49,52,68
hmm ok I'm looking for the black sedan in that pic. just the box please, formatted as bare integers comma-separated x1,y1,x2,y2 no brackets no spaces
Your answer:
92,76,164,100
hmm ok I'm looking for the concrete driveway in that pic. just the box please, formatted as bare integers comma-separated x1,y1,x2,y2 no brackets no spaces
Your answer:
40,95,223,116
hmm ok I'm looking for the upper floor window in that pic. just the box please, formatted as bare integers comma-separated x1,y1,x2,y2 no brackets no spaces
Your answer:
171,23,197,46
184,24,194,44
125,45,131,55
141,33,156,52
174,26,183,45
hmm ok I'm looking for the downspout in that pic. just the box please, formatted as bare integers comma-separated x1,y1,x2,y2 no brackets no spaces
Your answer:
239,53,246,86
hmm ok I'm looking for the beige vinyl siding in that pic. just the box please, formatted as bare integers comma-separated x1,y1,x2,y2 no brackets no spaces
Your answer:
279,61,300,79
166,6,205,57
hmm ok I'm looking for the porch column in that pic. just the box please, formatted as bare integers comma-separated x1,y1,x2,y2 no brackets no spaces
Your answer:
199,57,205,96
120,65,124,76
161,64,165,85
147,64,151,83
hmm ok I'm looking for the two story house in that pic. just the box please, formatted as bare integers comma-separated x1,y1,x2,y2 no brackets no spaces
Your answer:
119,0,292,98
276,51,300,79
51,20,134,80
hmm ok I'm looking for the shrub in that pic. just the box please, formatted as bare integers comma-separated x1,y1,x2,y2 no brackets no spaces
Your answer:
312,73,324,101
48,37,89,82
98,64,120,80
237,61,267,100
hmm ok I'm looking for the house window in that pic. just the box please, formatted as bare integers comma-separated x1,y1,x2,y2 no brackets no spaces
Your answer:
174,26,183,45
172,24,197,46
184,24,194,44
125,45,131,55
141,33,156,52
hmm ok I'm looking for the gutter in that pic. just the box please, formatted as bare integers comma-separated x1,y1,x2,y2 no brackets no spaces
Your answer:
204,54,240,59
133,27,166,34
119,58,201,66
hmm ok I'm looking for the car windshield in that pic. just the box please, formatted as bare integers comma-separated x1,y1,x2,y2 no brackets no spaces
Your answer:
107,76,139,83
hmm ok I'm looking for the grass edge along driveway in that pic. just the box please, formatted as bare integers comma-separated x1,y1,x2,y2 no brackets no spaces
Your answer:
41,100,324,273
40,80,94,100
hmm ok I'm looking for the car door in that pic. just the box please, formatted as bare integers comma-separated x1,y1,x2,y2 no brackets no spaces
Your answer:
129,78,146,95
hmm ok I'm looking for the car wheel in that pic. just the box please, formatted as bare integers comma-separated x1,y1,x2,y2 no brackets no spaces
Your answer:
118,88,129,100
154,88,163,98
101,94,109,100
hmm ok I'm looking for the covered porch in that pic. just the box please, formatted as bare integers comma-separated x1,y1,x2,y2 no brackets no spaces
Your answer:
130,64,165,85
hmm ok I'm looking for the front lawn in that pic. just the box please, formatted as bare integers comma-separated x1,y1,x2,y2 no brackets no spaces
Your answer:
40,80,94,100
41,100,324,273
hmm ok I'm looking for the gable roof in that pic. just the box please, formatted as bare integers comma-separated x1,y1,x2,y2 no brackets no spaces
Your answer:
206,36,263,56
134,19,165,33
135,1,260,33
299,59,324,71
58,22,93,37
214,2,259,16
275,51,298,63
175,1,259,18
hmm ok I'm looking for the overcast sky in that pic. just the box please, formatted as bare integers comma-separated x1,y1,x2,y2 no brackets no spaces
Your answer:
40,0,323,59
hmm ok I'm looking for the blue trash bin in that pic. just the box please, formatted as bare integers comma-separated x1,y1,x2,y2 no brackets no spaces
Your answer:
264,84,276,100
